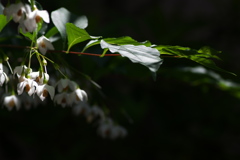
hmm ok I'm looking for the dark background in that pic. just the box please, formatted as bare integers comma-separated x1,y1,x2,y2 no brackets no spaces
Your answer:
1,0,240,159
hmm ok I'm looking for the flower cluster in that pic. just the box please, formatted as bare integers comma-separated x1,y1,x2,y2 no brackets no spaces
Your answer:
1,61,127,139
3,2,49,33
0,1,127,140
73,103,127,139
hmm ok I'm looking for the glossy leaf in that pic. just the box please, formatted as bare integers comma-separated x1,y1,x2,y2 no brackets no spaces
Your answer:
0,15,8,32
100,40,163,78
82,36,152,52
66,23,92,53
51,7,88,40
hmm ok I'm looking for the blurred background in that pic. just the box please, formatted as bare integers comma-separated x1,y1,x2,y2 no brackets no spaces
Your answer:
1,0,240,159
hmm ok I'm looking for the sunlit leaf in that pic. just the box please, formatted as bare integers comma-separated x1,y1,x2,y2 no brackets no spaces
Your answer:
104,37,152,46
100,40,163,79
66,23,93,53
155,45,236,76
51,7,88,40
82,36,152,52
0,15,8,32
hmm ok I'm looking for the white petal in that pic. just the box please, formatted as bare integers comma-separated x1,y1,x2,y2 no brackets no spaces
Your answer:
56,79,70,92
3,95,21,111
17,81,27,95
24,18,37,32
37,10,50,23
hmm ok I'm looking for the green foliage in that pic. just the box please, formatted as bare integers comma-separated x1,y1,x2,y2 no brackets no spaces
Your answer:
45,26,58,38
0,15,8,32
100,40,163,79
66,23,95,53
155,45,236,76
82,36,152,52
19,29,34,41
51,7,88,41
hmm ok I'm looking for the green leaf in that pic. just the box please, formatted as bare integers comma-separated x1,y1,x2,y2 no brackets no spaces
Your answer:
82,39,101,52
155,45,236,76
82,36,152,53
51,7,88,40
100,40,163,79
66,23,93,53
0,15,8,32
104,36,152,46
45,26,59,38
19,29,34,41
188,54,236,76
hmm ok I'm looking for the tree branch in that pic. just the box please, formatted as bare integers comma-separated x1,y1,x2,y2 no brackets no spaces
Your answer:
0,44,121,56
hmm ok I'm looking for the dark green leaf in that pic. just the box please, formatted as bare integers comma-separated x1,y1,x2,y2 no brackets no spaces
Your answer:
155,45,236,76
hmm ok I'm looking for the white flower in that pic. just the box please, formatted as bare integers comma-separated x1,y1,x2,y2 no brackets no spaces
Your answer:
18,20,28,33
32,9,50,23
55,79,78,92
72,102,91,116
17,77,38,96
0,63,9,86
23,17,37,32
37,36,54,55
22,6,49,32
97,118,113,139
70,88,88,104
97,118,127,139
3,2,26,22
14,65,31,79
29,71,49,85
36,84,55,101
109,125,127,139
54,92,72,107
3,95,21,111
86,105,104,122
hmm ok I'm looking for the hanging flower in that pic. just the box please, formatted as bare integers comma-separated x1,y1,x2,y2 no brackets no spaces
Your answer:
86,105,105,123
21,6,49,32
109,125,128,140
0,63,9,86
14,65,32,79
54,92,72,107
3,2,27,22
70,88,88,104
72,102,91,116
97,118,114,139
36,36,54,55
55,79,78,92
3,95,21,111
97,118,127,139
36,84,55,101
17,77,38,96
29,71,49,85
